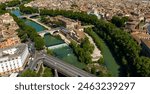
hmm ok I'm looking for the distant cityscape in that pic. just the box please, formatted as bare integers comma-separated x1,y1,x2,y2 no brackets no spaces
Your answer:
0,0,150,77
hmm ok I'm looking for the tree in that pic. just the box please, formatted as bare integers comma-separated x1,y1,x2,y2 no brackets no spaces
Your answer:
42,67,53,77
7,0,20,7
111,16,128,27
12,7,149,76
0,3,6,15
20,69,38,77
47,48,55,56
34,36,45,50
11,14,45,50
70,39,93,65
136,57,150,76
19,5,38,14
111,16,127,27
98,58,104,64
16,29,28,42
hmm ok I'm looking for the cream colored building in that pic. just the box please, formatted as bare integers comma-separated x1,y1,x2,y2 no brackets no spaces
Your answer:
0,44,29,76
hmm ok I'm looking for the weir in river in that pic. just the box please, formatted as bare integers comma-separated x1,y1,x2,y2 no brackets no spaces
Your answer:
11,9,120,76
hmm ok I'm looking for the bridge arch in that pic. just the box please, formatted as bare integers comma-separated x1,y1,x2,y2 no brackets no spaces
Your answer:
29,14,40,18
38,29,60,37
44,32,51,36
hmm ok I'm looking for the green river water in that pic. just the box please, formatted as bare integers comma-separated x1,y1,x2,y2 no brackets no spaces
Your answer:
11,10,120,76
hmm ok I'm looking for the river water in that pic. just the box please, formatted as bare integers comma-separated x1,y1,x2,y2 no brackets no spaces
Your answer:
11,10,120,76
11,10,85,69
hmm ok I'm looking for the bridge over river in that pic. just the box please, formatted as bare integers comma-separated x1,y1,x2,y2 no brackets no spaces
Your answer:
29,53,95,77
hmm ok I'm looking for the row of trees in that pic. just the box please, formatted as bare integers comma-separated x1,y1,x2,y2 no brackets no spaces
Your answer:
70,37,94,64
39,9,150,76
84,28,106,65
84,28,103,53
19,5,38,14
7,0,20,7
1,1,149,76
0,3,6,15
11,14,45,50
70,38,108,76
1,1,44,50
6,0,33,7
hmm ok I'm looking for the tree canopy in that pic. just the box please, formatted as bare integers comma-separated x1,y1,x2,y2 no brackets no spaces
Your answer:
111,16,128,27
39,9,149,76
11,14,45,50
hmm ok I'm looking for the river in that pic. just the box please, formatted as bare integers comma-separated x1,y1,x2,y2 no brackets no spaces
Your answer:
11,10,86,69
11,10,120,76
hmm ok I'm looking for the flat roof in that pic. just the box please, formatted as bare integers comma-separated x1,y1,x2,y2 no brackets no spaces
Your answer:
0,43,28,61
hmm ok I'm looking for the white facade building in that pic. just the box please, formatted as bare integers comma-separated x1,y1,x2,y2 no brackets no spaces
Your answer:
0,44,29,76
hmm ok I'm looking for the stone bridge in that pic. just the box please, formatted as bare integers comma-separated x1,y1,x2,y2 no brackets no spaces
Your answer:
38,28,60,37
18,13,40,19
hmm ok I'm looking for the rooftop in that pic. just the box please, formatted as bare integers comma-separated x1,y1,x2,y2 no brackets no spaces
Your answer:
131,32,150,39
141,39,150,49
0,43,28,62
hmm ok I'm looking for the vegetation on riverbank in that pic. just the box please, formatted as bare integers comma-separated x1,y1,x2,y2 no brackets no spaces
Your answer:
11,14,45,50
69,38,109,76
1,0,44,50
0,3,6,15
70,37,94,64
19,5,38,14
2,0,150,76
7,0,20,7
39,9,150,76
111,16,128,27
84,27,119,76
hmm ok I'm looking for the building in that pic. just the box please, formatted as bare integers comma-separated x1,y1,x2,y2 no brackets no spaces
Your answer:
0,36,20,48
54,16,85,42
131,32,150,44
0,44,29,76
56,16,79,30
0,13,20,48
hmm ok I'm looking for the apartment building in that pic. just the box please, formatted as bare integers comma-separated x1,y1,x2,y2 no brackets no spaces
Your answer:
0,44,29,76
